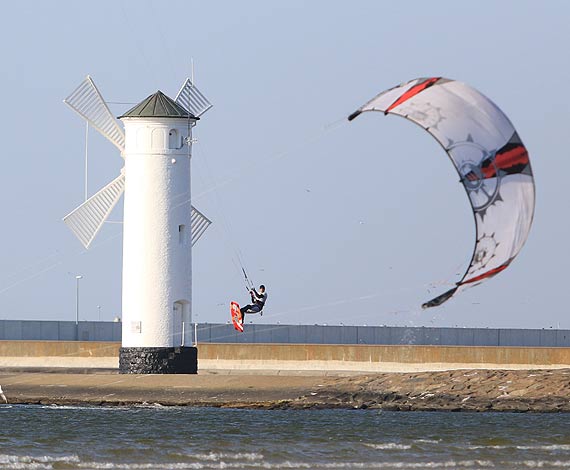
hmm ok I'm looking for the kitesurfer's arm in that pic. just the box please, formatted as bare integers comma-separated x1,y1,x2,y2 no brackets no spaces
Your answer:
250,289,266,306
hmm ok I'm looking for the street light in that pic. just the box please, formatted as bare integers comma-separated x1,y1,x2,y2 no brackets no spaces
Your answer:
97,305,101,321
75,275,82,340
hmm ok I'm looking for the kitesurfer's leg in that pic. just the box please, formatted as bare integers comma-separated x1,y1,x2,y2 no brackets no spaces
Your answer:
239,304,260,323
240,305,253,324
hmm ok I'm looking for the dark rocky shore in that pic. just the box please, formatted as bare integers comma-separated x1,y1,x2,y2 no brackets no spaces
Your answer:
299,368,570,412
1,368,569,412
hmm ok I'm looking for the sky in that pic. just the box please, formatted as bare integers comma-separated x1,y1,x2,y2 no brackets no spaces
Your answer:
0,1,568,329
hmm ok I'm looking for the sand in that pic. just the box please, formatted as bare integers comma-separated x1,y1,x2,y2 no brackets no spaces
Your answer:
1,368,570,411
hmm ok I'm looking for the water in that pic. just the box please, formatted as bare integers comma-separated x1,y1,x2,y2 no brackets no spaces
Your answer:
1,405,570,469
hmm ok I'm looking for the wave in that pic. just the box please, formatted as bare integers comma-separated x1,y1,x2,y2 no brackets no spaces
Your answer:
466,444,570,451
414,439,442,444
363,439,443,450
508,462,570,468
186,452,264,461
3,453,568,470
363,443,413,450
73,460,496,469
0,455,500,470
363,440,570,453
39,404,123,411
0,454,80,469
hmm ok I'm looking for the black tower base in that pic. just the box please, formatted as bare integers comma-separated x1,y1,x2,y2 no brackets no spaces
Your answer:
119,346,198,374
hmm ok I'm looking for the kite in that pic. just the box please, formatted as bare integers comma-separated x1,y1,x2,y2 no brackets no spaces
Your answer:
349,77,535,308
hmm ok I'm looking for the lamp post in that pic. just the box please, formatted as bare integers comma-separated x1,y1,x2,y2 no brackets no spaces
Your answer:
75,275,82,340
97,305,101,321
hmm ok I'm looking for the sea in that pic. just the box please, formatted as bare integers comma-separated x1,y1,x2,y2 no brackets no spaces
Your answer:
1,405,570,469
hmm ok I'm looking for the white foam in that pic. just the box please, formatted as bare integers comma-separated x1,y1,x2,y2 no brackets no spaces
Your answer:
467,444,570,451
240,461,495,468
516,445,570,451
187,452,264,462
39,404,122,412
363,443,413,450
1,455,539,470
0,459,488,470
509,461,570,468
76,460,492,469
0,454,80,469
76,464,204,469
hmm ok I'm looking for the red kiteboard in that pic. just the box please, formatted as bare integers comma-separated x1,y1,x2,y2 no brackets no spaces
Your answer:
230,301,243,332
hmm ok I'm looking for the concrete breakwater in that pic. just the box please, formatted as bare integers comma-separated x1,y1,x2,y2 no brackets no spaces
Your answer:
2,341,570,372
1,368,569,411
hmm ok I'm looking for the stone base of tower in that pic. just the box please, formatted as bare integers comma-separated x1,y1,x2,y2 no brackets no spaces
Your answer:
119,347,197,374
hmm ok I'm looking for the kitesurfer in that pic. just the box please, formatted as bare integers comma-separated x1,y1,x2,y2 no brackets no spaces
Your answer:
240,285,267,323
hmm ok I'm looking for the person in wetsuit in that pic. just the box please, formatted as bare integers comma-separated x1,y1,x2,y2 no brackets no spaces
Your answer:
240,285,267,324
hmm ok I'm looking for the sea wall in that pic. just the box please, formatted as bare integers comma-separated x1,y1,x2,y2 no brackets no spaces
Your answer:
2,341,570,372
0,341,120,368
197,343,570,372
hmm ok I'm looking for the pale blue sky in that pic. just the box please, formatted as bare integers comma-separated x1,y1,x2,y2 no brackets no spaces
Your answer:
0,1,568,328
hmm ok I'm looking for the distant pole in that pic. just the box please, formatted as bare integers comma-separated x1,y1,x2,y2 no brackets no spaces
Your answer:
75,275,83,340
84,123,89,201
97,305,101,321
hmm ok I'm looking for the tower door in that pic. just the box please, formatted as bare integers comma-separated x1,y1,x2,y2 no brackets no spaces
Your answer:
173,301,183,346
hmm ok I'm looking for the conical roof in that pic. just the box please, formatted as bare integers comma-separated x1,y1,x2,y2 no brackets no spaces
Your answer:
119,90,198,119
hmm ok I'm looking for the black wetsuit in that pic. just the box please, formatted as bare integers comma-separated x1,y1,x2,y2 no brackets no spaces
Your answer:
240,288,267,322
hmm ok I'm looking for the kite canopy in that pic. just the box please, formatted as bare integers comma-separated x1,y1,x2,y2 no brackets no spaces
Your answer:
349,77,535,308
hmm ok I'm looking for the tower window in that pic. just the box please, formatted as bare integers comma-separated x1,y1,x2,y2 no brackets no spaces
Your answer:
168,129,179,149
179,224,186,244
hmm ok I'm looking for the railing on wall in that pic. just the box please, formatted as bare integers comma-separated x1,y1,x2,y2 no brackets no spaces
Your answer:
0,320,122,342
1,320,569,347
194,323,570,347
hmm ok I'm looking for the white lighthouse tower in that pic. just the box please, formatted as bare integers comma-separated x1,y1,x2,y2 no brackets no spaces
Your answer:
119,92,198,372
62,77,212,373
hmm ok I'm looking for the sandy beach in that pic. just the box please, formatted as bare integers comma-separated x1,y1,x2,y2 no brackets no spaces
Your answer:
1,368,569,412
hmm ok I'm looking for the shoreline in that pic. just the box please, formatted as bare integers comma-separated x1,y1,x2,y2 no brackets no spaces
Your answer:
1,368,570,412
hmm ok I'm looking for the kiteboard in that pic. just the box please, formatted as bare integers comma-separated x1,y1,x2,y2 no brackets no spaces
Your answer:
230,301,243,332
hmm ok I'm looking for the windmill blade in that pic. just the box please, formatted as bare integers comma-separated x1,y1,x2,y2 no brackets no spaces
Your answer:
190,205,212,246
175,78,213,117
64,173,125,249
64,76,125,153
